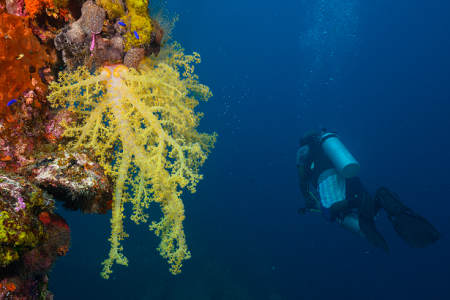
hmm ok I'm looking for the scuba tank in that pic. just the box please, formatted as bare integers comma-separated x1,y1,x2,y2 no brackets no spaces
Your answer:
320,131,361,178
340,212,365,237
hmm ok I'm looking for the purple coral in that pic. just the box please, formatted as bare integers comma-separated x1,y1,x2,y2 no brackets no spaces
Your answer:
5,0,26,17
66,23,85,44
93,37,124,61
83,0,106,55
14,196,26,211
44,108,78,144
83,0,106,34
124,48,145,69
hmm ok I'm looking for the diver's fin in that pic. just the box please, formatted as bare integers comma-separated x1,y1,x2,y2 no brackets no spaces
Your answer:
375,187,441,248
358,192,390,254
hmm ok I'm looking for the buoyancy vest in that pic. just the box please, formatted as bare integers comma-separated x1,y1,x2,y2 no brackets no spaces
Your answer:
304,140,335,188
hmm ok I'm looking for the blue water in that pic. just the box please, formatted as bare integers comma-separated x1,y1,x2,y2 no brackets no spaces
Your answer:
50,0,450,299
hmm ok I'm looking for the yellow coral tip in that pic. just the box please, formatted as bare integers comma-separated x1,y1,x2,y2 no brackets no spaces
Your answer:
101,67,112,78
113,65,129,77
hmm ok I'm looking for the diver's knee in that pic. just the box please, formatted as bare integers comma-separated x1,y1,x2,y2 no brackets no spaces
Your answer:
338,212,365,238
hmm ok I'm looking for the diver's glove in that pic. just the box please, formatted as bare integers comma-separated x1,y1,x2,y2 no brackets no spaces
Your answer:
298,207,307,215
305,195,317,209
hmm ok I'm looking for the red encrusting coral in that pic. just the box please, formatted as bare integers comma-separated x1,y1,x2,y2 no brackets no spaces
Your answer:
39,211,69,231
39,211,52,226
0,86,53,172
57,245,69,256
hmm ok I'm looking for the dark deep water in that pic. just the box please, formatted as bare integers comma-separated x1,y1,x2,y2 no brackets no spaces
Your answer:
50,0,450,299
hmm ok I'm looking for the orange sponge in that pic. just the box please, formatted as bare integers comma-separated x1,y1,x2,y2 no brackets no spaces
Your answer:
0,13,52,117
24,0,55,18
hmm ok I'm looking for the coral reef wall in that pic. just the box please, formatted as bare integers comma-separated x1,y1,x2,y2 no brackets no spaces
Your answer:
1,0,214,297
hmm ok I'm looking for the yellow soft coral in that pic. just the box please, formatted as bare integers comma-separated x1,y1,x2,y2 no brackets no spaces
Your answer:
95,0,125,19
123,0,153,51
48,45,216,278
0,209,46,266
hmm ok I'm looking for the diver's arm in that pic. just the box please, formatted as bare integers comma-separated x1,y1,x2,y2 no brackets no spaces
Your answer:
298,165,309,203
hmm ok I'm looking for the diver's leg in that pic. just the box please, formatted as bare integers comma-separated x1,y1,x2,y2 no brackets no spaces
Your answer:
330,176,369,225
358,192,390,254
336,210,365,237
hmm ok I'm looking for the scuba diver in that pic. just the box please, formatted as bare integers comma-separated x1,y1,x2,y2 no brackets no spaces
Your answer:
297,129,441,253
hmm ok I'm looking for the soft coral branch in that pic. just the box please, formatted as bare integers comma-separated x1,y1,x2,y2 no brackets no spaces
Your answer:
48,45,216,277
